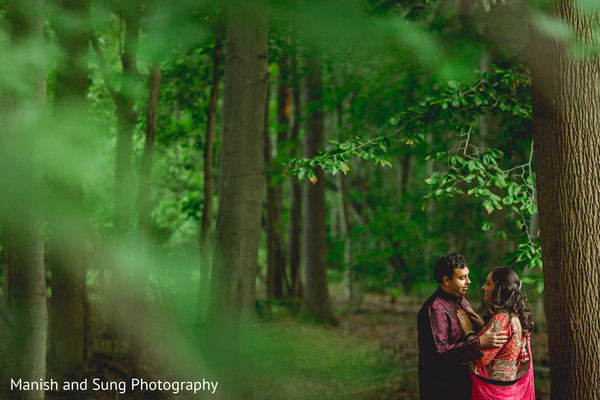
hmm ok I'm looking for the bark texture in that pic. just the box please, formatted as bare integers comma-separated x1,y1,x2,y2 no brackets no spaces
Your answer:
212,0,269,318
531,2,600,399
301,53,336,324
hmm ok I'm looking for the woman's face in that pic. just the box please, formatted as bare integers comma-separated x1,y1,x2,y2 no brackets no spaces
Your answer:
482,272,495,303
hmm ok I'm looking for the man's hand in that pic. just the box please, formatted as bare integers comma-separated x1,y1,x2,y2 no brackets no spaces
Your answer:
456,309,474,334
479,325,508,348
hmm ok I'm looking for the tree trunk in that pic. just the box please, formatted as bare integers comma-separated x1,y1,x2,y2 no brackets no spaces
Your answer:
1,235,12,313
275,45,290,296
199,19,224,321
5,1,47,399
301,52,336,325
264,85,279,299
137,66,161,249
266,46,289,300
288,31,303,300
113,0,140,236
531,3,600,399
49,0,90,372
211,0,269,319
130,64,160,376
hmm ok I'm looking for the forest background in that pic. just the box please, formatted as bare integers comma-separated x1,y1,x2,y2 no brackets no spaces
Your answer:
0,0,598,398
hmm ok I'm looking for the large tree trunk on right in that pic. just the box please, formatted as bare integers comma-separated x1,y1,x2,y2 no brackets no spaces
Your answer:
531,2,600,399
301,52,336,325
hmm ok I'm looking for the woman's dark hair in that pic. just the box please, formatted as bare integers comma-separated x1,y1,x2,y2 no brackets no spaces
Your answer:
488,267,534,334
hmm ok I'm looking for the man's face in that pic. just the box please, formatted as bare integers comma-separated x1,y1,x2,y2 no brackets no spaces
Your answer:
443,266,470,297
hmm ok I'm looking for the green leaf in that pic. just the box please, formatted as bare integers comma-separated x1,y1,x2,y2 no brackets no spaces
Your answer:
483,201,494,214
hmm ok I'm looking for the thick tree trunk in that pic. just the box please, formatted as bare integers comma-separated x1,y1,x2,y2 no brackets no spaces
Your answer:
301,52,336,325
211,0,269,319
288,33,303,300
531,3,600,399
49,0,90,371
199,21,224,321
5,1,48,399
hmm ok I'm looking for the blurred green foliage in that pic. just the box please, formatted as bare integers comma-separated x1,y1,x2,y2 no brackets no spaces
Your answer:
0,0,550,395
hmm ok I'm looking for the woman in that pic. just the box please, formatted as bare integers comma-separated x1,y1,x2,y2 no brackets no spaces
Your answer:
456,267,535,399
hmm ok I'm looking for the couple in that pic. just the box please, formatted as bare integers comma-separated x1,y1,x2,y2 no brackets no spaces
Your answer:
417,252,535,400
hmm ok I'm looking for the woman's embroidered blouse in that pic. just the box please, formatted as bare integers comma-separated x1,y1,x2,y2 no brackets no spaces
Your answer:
475,313,528,381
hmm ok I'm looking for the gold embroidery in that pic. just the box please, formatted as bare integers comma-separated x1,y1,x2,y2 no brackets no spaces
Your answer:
491,317,501,332
490,359,519,381
511,316,529,363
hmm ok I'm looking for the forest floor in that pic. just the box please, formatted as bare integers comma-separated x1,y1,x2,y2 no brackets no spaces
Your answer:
0,292,550,399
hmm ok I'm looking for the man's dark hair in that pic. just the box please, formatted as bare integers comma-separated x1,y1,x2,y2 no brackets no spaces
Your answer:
433,252,468,284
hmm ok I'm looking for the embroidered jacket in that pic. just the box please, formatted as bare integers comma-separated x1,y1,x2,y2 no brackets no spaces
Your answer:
418,287,484,400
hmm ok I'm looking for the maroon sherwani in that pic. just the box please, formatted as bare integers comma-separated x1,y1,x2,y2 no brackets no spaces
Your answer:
418,287,483,400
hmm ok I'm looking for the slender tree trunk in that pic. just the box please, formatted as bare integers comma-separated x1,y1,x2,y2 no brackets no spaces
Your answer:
333,91,357,309
288,32,303,300
199,20,224,321
531,3,600,399
1,233,12,312
129,65,161,376
211,0,269,319
264,85,279,299
113,0,140,236
265,46,289,299
275,46,290,295
5,1,47,399
137,66,161,249
49,0,91,372
301,52,336,325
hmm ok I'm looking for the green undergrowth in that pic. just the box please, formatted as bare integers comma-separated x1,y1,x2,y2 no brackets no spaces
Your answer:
248,316,402,400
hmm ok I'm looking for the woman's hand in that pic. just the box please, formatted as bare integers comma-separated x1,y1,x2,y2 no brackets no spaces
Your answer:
464,308,485,330
457,309,474,334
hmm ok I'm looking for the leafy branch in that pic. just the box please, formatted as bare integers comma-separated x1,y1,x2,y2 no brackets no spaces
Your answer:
285,65,531,182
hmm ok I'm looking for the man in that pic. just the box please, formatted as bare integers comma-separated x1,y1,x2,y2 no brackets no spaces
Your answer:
417,252,508,400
